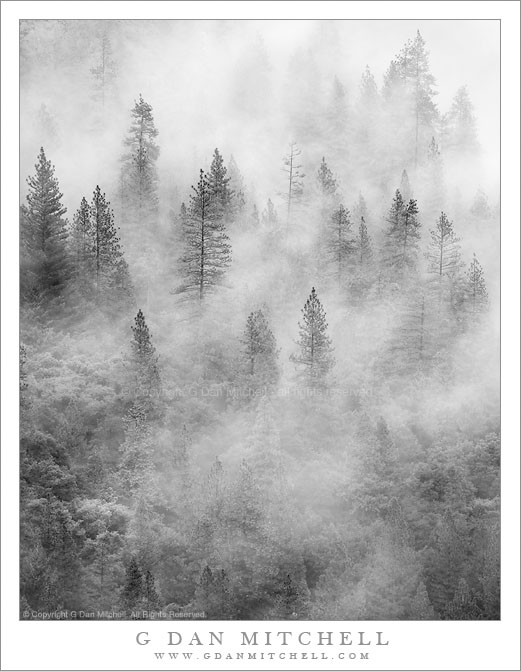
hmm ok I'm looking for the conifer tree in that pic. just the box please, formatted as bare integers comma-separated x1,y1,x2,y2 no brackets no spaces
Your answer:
316,157,337,197
400,169,412,202
352,193,368,225
241,309,279,388
443,86,479,154
327,205,356,284
121,94,159,217
143,569,160,610
425,212,463,313
291,288,334,385
123,556,143,610
356,65,379,146
88,186,131,302
282,141,304,230
470,189,492,220
383,191,422,278
120,95,160,305
178,169,232,301
351,216,375,300
383,32,438,167
21,147,70,299
423,137,445,219
228,154,246,217
208,148,234,221
130,309,161,398
90,31,117,127
261,198,279,229
464,254,488,319
70,197,92,292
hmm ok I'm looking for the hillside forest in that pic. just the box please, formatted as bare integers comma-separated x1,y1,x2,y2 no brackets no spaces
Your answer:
19,20,499,620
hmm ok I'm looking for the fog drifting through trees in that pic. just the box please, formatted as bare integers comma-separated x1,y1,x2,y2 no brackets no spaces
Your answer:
20,20,499,620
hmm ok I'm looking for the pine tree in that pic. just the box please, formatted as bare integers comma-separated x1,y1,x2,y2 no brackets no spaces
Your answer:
70,196,92,293
470,189,492,220
400,169,412,202
282,141,304,230
464,254,488,319
383,191,422,279
120,95,160,305
327,205,356,284
143,569,160,610
422,137,446,220
21,147,70,299
383,32,438,167
130,309,161,398
90,31,117,127
227,154,246,217
408,31,438,167
351,216,375,300
121,95,159,216
89,186,130,302
291,288,334,385
443,85,479,154
357,65,379,146
178,169,232,301
352,193,368,225
425,212,463,314
241,309,279,388
316,157,337,197
123,556,143,610
208,148,234,221
261,198,279,229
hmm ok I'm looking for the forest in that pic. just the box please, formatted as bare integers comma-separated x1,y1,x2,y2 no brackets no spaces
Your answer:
19,20,499,620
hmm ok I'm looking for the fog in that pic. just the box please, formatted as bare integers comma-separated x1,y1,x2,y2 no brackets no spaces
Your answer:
20,20,500,621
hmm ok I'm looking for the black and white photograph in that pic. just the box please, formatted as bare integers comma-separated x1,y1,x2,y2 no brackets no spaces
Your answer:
2,3,520,670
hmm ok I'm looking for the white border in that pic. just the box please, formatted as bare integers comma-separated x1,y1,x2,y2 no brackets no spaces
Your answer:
2,2,519,670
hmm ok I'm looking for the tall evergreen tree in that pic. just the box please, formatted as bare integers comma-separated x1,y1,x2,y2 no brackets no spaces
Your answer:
123,556,143,610
425,212,463,310
383,31,438,167
241,309,279,388
291,288,334,385
383,191,422,278
464,254,488,319
130,309,161,399
357,65,379,147
120,95,160,307
282,142,304,231
21,148,70,300
178,169,232,301
208,148,234,221
90,31,117,128
121,94,159,216
400,169,412,202
443,86,479,154
351,216,375,300
228,154,246,216
88,185,131,302
316,157,337,197
327,205,356,284
70,196,91,292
